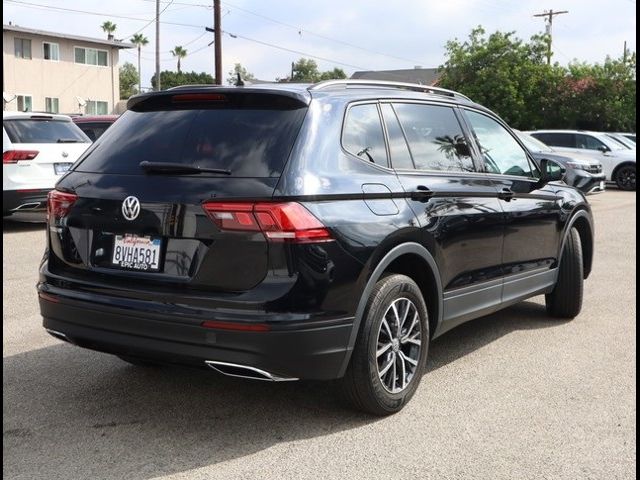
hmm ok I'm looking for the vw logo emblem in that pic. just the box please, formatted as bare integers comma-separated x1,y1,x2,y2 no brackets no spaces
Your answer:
122,196,140,221
61,151,69,158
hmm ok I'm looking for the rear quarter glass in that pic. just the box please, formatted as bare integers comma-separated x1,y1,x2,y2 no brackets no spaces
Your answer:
73,106,308,178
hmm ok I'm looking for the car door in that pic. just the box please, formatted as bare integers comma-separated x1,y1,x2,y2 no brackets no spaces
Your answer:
461,109,562,304
380,101,505,330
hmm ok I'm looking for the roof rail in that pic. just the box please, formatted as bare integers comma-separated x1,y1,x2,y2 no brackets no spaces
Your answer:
308,79,471,101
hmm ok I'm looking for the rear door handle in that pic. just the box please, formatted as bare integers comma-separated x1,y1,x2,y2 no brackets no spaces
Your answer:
497,188,516,201
411,185,434,202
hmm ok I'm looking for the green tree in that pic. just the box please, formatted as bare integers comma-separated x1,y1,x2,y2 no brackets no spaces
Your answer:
130,33,149,93
319,68,347,81
150,71,214,90
439,26,636,131
171,46,188,73
101,21,117,40
227,63,256,85
119,62,139,98
292,58,321,82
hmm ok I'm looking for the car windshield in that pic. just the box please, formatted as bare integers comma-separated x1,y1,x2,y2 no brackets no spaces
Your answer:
4,118,90,144
516,131,553,153
606,133,635,149
74,107,307,177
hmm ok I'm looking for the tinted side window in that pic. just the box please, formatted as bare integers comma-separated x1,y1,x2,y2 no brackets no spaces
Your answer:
532,132,576,148
393,103,474,172
465,110,538,177
342,104,388,166
575,134,606,150
380,104,413,169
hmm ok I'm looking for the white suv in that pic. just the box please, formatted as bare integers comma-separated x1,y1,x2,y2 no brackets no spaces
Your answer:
3,112,91,216
526,130,636,190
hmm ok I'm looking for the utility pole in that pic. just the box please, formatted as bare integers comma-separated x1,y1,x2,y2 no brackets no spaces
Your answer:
533,9,568,65
623,40,628,63
155,0,161,90
214,0,222,85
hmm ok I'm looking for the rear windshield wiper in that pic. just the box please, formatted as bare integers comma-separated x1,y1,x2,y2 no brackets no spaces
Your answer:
139,161,231,175
57,138,82,143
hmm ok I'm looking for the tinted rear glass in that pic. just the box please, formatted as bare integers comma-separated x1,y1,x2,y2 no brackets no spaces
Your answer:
4,119,89,144
532,133,575,148
74,106,307,177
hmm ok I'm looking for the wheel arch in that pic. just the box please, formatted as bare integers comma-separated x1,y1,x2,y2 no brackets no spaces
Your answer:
337,242,443,377
560,209,594,279
611,161,636,182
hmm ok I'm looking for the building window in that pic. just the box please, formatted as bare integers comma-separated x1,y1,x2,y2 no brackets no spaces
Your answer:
86,101,109,115
43,42,60,61
45,97,60,113
74,47,108,66
14,38,32,59
17,95,33,112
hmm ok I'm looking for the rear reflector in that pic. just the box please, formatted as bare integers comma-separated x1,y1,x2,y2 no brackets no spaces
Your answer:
3,150,39,163
201,320,270,332
47,190,78,221
202,201,333,243
38,292,60,303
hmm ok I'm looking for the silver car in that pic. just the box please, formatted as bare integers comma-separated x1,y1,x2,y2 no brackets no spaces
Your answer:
526,130,636,190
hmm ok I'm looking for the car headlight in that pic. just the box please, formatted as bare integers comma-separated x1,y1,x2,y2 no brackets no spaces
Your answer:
566,162,589,171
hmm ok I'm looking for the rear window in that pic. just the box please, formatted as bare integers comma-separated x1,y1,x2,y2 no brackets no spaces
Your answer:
531,133,575,148
76,122,113,142
4,119,89,144
74,105,307,177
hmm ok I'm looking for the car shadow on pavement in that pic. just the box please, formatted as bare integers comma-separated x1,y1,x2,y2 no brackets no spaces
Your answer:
3,300,567,479
3,217,46,233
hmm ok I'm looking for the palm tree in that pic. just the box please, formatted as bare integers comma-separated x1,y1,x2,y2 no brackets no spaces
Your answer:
130,34,149,93
171,46,187,73
101,21,117,40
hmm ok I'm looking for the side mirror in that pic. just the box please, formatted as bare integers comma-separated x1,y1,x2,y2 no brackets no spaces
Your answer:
598,145,610,153
540,158,565,183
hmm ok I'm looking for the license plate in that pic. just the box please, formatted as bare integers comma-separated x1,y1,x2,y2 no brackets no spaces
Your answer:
111,234,161,271
54,163,73,175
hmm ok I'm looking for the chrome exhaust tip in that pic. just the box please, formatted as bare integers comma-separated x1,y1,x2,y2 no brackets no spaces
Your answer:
45,328,74,344
12,202,44,211
204,360,298,382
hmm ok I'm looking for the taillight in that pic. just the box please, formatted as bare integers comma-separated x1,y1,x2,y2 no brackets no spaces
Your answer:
3,150,39,163
202,202,333,243
47,190,78,221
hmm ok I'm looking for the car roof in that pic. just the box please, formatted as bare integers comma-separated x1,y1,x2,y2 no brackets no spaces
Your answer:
529,129,609,136
3,111,73,121
127,80,484,111
72,115,119,123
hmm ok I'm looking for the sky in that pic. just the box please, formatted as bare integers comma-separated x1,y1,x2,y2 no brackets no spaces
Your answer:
3,0,637,90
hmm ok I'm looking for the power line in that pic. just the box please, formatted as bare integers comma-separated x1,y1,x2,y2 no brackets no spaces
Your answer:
6,0,370,70
533,9,569,65
122,0,174,39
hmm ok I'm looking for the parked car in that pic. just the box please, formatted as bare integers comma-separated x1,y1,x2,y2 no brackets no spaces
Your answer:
39,80,594,415
617,132,636,144
605,132,636,150
3,111,91,216
72,115,119,141
515,130,605,195
526,129,636,190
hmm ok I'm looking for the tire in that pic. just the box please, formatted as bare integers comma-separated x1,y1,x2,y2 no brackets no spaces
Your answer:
545,227,584,318
117,354,163,367
340,274,429,416
615,165,636,191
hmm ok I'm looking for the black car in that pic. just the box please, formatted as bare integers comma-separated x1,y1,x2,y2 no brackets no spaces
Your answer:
39,80,594,415
515,130,606,194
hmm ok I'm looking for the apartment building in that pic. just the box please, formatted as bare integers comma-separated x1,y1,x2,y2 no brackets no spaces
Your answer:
3,24,133,115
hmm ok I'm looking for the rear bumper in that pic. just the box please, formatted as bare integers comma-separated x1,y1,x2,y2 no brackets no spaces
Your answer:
3,188,50,214
38,288,354,381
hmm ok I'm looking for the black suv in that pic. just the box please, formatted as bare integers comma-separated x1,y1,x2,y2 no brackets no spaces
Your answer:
39,80,594,415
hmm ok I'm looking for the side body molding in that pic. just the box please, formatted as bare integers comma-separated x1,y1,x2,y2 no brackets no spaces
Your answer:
337,242,443,377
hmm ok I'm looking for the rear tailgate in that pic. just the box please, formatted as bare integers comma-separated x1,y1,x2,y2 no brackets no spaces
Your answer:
48,89,309,294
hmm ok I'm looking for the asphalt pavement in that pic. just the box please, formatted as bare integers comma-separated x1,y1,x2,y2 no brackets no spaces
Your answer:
3,190,636,480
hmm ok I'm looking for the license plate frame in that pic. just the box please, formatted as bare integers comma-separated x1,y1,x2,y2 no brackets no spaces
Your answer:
54,163,73,175
111,234,162,272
